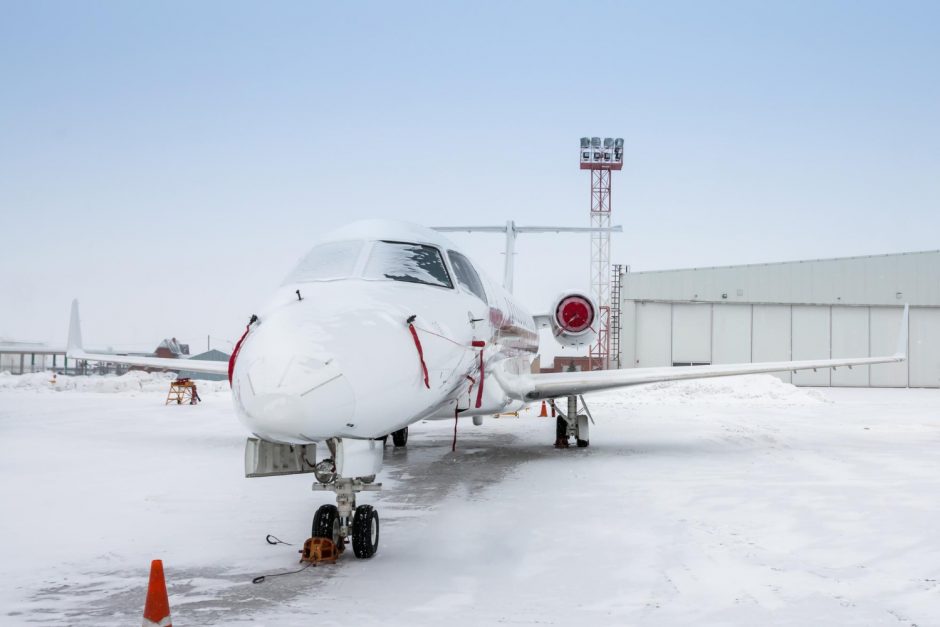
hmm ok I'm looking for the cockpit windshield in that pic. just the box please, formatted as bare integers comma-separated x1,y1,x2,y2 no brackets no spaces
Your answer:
283,240,364,284
363,241,453,288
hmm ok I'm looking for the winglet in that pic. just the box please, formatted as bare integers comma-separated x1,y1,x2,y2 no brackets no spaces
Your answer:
895,304,909,359
67,299,84,356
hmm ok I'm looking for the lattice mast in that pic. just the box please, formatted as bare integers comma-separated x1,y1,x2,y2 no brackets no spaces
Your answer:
580,136,624,370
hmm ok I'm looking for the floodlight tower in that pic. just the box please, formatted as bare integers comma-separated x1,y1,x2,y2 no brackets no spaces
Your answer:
580,136,624,370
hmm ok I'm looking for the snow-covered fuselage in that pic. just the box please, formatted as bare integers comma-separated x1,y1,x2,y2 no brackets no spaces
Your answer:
230,220,538,444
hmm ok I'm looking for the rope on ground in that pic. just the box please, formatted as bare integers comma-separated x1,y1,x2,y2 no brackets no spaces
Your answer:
265,534,292,546
252,563,315,584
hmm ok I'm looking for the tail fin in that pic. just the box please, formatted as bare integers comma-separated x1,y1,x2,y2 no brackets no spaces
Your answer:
895,304,909,359
67,299,84,356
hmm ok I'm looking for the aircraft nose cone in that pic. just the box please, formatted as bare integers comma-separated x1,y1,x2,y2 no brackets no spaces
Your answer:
232,326,356,442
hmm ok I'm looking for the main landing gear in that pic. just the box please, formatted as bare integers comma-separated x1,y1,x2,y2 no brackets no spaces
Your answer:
311,438,383,559
553,395,592,448
377,426,409,448
391,426,408,447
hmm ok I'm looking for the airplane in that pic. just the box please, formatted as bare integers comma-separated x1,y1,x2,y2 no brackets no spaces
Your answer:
65,219,909,560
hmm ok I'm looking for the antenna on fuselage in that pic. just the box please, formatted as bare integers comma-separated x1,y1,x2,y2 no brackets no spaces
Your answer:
433,220,623,294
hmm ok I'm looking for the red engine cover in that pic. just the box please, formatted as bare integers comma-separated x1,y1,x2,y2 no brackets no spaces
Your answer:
555,295,594,334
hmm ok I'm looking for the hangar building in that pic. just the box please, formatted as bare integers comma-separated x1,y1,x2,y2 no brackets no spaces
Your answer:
617,250,940,388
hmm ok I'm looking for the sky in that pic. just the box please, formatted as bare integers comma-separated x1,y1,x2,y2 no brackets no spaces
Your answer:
1,1,938,358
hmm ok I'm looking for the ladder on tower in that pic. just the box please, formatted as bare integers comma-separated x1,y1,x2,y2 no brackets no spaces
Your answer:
609,264,623,369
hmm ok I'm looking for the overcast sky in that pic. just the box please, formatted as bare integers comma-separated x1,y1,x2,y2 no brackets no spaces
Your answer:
1,1,938,359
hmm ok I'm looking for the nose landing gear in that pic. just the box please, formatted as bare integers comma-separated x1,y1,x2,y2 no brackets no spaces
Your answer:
312,476,382,558
310,437,384,559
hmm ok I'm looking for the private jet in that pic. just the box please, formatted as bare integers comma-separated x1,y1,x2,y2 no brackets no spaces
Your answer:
66,219,908,559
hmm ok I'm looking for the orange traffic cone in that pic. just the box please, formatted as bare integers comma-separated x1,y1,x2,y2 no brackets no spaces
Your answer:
539,401,548,417
143,559,172,627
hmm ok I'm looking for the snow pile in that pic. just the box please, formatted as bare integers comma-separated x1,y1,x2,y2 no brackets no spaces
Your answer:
593,374,827,406
0,370,231,395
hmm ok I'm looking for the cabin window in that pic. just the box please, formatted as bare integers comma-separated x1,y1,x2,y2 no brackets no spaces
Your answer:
447,250,487,303
284,240,364,283
364,241,453,288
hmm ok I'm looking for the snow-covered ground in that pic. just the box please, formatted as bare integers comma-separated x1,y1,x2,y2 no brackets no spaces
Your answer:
1,372,938,626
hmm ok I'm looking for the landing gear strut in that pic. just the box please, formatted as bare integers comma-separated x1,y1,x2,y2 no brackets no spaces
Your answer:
553,395,591,448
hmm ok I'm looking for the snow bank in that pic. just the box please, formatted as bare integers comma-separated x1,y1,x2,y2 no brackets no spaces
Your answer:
592,374,827,406
0,370,231,395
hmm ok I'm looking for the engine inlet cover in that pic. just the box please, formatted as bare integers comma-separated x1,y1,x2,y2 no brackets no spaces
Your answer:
555,295,594,334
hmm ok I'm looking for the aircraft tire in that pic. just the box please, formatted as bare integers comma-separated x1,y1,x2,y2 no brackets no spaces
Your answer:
312,504,341,546
392,426,408,447
576,438,589,448
351,505,379,558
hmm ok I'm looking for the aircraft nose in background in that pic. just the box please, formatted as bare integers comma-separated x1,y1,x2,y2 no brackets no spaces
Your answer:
231,323,356,442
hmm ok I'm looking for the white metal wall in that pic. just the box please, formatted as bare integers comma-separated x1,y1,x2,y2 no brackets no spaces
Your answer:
621,301,939,388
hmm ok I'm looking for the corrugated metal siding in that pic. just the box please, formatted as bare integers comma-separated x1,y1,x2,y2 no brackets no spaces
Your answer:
622,251,940,307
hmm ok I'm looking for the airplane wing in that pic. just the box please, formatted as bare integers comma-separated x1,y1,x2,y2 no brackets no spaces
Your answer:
497,305,909,402
66,300,230,376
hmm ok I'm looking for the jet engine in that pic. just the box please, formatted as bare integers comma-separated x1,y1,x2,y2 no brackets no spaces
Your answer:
548,292,597,347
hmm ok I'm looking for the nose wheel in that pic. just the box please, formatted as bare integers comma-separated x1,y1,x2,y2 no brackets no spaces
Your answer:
312,504,343,549
351,504,379,558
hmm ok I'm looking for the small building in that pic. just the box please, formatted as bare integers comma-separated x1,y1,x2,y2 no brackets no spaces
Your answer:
618,250,940,388
540,356,592,373
154,338,190,358
179,349,230,381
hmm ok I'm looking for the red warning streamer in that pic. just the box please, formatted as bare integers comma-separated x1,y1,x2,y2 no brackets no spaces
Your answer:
228,315,257,385
407,317,430,389
452,405,459,452
472,340,485,408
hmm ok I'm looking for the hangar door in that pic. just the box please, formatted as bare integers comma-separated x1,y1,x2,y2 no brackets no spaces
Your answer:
672,303,711,365
634,302,671,367
870,307,908,387
752,305,791,383
712,304,751,364
909,308,940,387
792,306,831,386
831,307,869,386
